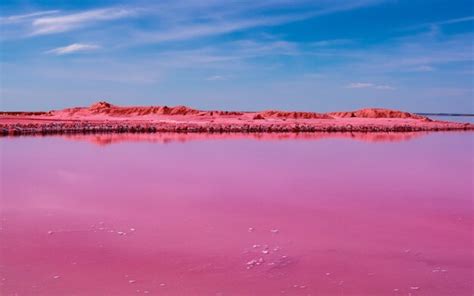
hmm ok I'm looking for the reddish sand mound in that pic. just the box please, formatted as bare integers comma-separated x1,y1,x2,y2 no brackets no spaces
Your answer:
208,111,245,116
89,101,113,110
56,101,201,117
260,110,333,119
0,111,52,116
329,108,428,120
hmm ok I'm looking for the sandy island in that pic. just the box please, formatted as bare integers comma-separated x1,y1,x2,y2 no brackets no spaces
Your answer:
1,101,473,136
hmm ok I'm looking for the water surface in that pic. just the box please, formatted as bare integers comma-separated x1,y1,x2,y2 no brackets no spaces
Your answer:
427,115,474,124
0,132,473,295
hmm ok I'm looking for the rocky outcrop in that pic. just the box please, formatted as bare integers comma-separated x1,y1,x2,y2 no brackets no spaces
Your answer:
329,108,428,120
0,111,52,116
260,110,333,119
57,101,201,117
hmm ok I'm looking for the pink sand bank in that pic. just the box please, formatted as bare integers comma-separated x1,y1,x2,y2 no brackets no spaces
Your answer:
1,102,473,135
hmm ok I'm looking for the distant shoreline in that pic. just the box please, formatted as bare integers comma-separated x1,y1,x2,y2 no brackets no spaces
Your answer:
417,113,474,117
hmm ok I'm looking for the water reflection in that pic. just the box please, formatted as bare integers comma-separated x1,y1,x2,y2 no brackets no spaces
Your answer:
4,131,435,146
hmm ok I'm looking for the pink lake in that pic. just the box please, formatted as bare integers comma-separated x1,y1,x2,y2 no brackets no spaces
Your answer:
0,132,473,295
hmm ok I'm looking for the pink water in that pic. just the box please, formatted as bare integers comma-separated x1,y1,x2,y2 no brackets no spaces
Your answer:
0,133,473,295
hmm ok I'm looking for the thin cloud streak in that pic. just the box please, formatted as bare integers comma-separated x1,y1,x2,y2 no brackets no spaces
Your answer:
0,10,60,24
434,15,474,25
346,82,374,88
135,14,312,43
403,15,474,31
131,0,387,44
46,43,101,55
31,7,135,35
206,75,226,81
346,82,395,90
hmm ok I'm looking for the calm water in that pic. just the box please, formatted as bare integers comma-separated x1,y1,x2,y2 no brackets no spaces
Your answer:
427,115,474,124
0,132,473,296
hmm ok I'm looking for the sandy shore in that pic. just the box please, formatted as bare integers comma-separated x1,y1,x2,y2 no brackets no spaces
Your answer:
1,102,472,136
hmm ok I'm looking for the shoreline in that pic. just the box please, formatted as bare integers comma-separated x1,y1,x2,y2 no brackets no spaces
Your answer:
2,102,473,136
2,118,473,136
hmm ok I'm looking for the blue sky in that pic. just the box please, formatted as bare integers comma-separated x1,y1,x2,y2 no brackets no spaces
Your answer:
0,0,472,112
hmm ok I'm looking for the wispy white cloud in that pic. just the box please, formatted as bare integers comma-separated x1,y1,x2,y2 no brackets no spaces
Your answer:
206,75,227,81
135,13,313,43
346,82,374,88
0,10,60,24
31,7,135,35
346,82,395,90
46,43,101,55
333,30,473,75
408,15,474,30
133,39,299,70
434,15,474,25
311,39,354,47
131,0,386,44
